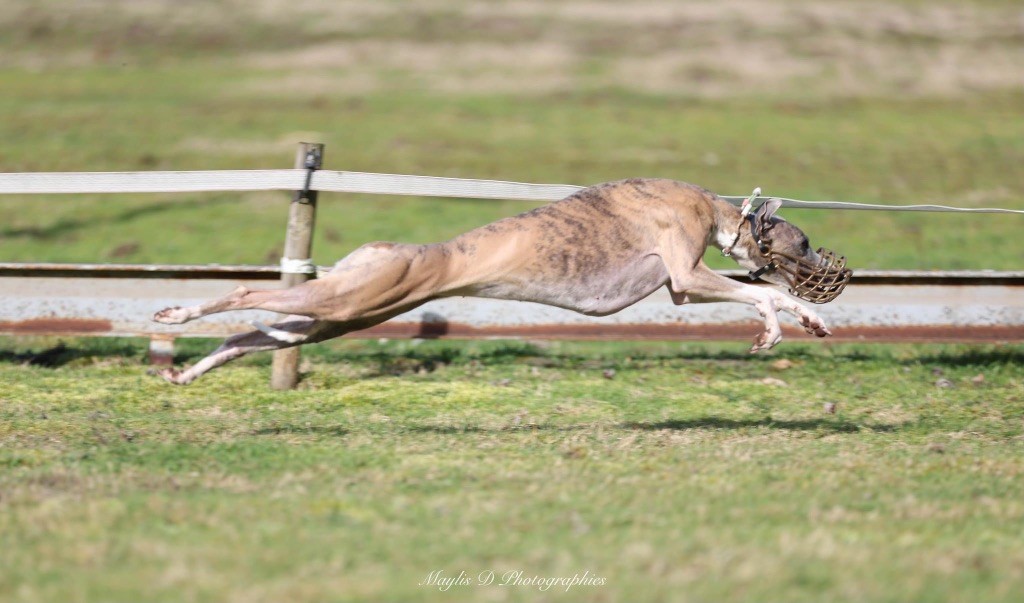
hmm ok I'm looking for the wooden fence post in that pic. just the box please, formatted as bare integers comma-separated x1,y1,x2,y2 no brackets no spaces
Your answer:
148,335,175,367
271,142,324,390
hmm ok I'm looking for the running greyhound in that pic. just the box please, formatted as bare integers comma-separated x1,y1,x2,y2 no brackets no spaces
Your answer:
153,178,851,385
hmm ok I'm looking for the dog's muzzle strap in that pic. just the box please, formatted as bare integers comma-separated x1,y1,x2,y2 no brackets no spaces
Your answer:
748,262,776,281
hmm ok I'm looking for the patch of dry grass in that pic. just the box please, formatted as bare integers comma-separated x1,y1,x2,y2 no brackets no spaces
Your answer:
3,0,1022,98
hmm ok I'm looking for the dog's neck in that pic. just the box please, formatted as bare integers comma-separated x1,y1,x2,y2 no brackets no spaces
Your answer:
709,197,757,263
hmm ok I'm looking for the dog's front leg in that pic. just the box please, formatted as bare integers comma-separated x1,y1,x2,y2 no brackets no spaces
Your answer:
666,263,785,352
770,294,832,338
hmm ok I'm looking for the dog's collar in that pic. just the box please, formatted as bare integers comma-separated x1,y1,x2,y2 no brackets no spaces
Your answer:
722,187,761,257
721,228,742,257
724,188,790,282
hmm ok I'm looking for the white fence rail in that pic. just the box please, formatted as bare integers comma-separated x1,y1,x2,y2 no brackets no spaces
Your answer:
2,169,1022,214
2,146,1022,387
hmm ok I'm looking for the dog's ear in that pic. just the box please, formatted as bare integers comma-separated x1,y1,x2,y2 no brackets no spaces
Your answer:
752,198,783,234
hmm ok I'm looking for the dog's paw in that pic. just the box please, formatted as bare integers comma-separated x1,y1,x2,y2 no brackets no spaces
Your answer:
800,314,832,338
158,367,192,385
750,329,783,353
153,306,191,324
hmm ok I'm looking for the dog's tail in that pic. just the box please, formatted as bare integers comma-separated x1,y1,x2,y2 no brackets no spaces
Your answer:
249,320,309,343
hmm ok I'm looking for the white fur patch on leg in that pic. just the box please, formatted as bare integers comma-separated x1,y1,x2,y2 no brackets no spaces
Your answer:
249,320,308,343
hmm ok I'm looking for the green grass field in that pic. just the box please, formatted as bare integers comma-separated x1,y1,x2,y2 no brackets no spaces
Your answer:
1,1,1023,601
2,338,1023,602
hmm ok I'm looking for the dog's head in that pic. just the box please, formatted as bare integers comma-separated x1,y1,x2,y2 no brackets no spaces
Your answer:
740,199,852,303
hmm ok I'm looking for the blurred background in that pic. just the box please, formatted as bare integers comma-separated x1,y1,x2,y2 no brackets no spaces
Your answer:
1,0,1021,269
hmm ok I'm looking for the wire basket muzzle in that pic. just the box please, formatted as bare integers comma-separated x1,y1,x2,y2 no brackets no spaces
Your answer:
771,248,852,303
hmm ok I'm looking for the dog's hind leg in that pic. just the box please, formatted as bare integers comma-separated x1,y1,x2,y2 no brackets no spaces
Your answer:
153,283,332,325
159,316,344,385
154,242,448,326
154,243,455,385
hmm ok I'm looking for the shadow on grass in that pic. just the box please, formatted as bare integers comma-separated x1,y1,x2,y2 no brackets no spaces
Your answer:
349,344,549,378
251,422,589,436
262,419,901,436
0,342,143,367
906,348,1024,368
250,424,350,437
0,197,239,241
625,417,903,434
407,424,487,434
4,337,1021,375
407,423,592,434
306,341,1024,371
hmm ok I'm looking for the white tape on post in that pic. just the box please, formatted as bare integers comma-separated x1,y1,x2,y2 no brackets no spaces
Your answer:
280,257,317,275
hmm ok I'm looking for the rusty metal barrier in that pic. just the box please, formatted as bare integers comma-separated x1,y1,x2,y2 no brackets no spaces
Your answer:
2,263,1021,365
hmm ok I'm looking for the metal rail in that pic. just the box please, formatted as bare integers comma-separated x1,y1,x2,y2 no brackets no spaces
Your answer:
2,263,1021,364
